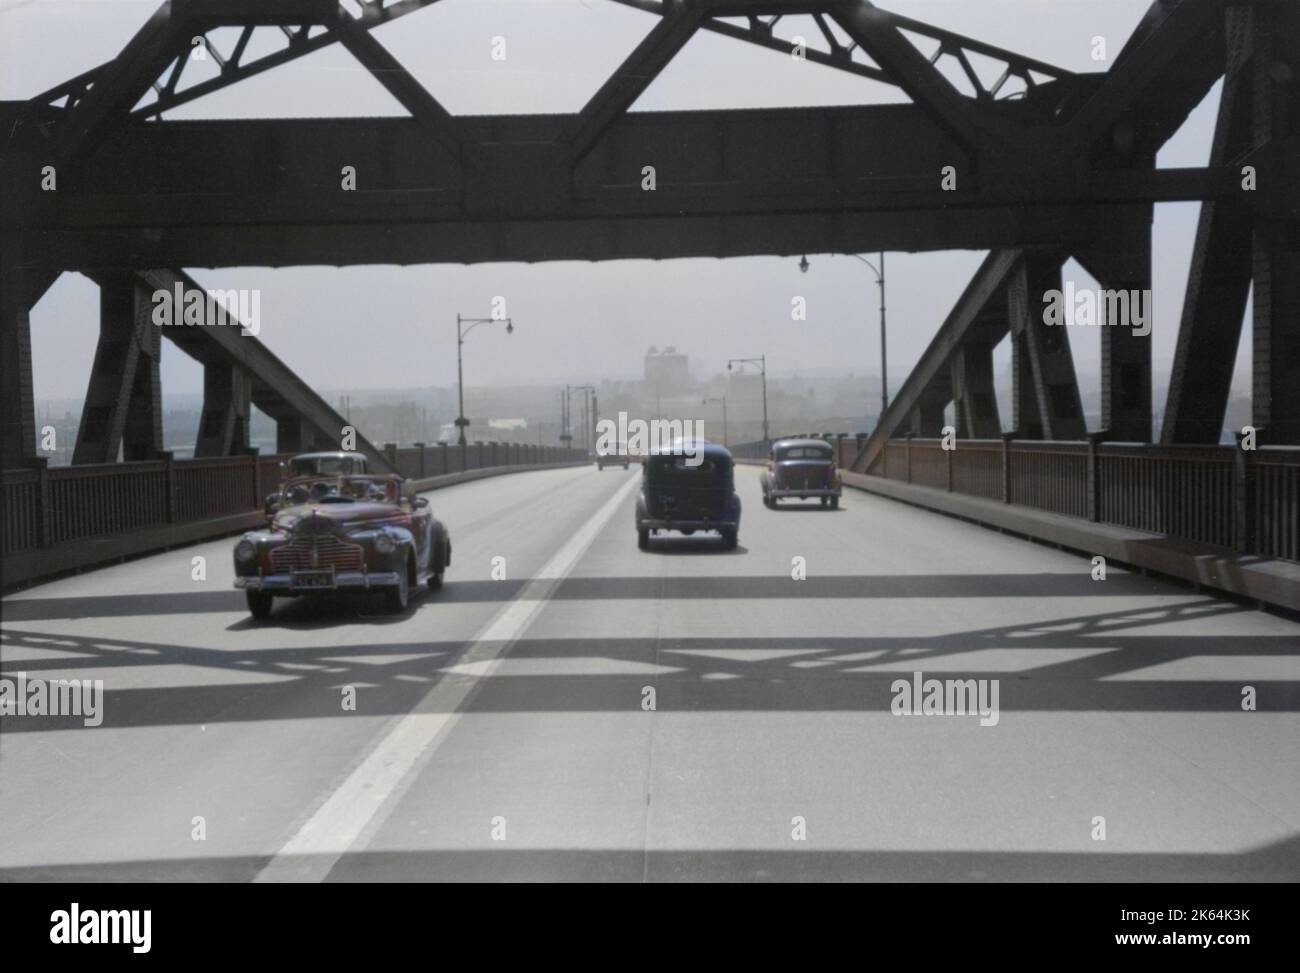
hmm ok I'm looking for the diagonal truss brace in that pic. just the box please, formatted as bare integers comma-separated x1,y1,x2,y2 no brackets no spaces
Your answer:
34,1,447,121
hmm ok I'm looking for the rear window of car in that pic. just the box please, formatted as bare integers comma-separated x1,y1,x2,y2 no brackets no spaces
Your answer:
777,447,832,460
651,456,719,474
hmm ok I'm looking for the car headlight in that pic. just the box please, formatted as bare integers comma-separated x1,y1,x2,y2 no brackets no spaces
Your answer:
372,532,395,554
235,539,257,562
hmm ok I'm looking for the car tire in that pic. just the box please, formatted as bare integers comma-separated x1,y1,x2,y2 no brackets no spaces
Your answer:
831,496,840,510
246,590,273,620
428,539,447,589
720,527,738,550
637,527,650,550
385,566,410,613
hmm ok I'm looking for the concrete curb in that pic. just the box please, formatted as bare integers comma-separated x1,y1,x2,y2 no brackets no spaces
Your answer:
840,471,1300,613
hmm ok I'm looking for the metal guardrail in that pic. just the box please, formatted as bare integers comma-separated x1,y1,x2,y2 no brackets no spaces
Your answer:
876,437,1298,563
2,442,586,559
731,434,1299,564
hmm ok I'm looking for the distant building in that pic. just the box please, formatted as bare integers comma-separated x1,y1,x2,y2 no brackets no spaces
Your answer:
644,346,690,396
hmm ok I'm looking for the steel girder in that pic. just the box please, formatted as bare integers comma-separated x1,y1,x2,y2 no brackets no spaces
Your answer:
5,104,1239,269
4,0,1247,270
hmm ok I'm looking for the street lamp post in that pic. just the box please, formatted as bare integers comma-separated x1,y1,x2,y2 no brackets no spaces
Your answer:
801,252,888,422
727,356,768,445
455,313,513,447
569,385,595,454
703,396,728,447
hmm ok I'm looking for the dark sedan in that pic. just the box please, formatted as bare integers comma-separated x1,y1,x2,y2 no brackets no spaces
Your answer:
234,473,451,619
636,440,741,549
760,438,842,508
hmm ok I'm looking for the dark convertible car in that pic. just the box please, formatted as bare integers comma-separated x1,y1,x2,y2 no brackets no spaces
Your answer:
233,473,451,619
761,437,842,508
636,440,741,550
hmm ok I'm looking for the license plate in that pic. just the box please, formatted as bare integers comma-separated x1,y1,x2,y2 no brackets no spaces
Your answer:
292,569,335,590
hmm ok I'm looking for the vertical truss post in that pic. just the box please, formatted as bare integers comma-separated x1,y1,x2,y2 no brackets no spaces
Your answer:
276,417,323,455
1249,0,1300,445
1010,330,1041,438
1008,253,1087,440
73,274,163,464
908,384,949,437
0,256,46,469
950,342,1000,439
195,361,252,457
1162,8,1254,444
1077,209,1154,442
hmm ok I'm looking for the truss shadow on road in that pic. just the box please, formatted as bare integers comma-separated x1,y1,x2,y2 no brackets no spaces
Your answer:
2,599,1296,732
0,571,1179,622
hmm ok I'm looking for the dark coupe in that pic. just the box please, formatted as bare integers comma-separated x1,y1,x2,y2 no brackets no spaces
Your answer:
234,473,451,619
636,440,741,550
760,438,842,508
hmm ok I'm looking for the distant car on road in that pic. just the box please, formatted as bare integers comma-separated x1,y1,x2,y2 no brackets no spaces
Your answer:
235,472,450,620
761,438,842,509
596,443,631,470
636,440,741,549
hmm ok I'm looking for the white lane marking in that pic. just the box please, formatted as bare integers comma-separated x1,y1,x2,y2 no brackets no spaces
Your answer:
255,473,639,882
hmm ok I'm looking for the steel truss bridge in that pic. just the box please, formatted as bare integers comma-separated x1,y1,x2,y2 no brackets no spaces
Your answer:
0,0,1297,603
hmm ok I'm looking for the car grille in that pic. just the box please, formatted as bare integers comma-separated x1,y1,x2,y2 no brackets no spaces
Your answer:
270,534,365,573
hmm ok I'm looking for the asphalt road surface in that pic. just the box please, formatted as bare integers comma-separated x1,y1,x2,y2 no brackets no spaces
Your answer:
2,465,1298,881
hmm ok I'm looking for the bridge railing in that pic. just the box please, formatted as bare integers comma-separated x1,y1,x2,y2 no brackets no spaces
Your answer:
2,442,587,564
870,437,1298,563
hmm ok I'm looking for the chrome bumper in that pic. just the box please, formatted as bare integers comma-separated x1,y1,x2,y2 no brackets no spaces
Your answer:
639,519,736,532
768,487,840,498
235,571,402,592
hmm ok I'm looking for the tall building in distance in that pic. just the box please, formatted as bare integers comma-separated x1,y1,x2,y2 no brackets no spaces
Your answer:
643,346,691,399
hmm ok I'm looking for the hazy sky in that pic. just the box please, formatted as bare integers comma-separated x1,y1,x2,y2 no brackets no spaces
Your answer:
3,0,1251,408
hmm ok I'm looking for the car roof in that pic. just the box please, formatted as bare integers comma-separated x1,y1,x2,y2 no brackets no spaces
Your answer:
773,438,833,451
647,439,733,461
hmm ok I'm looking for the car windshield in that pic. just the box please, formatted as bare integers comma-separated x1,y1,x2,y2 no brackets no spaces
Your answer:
290,457,356,476
282,475,400,505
